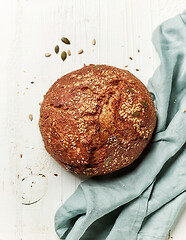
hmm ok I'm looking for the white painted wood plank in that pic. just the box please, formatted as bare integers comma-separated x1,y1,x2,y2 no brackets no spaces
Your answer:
0,0,185,239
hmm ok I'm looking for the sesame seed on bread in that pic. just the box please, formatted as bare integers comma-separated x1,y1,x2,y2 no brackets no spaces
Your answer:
39,64,156,176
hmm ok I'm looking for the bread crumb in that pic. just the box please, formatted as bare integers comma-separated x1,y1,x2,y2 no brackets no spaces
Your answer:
183,109,186,113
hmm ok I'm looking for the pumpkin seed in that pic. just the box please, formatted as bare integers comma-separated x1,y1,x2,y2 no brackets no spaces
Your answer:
94,65,100,69
54,45,59,54
78,49,84,54
92,38,96,45
142,101,148,108
127,87,134,94
29,114,33,121
105,157,110,166
61,51,67,61
131,111,140,117
45,53,51,57
67,49,71,56
61,37,70,45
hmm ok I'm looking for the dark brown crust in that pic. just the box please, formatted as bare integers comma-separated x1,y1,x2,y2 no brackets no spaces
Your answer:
39,65,156,176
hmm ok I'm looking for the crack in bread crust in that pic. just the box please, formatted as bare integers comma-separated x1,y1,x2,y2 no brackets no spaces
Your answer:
39,64,157,176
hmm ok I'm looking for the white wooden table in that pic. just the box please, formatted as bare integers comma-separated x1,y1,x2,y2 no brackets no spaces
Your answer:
0,0,186,239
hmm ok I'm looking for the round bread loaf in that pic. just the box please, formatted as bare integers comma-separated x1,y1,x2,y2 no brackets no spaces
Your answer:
39,65,156,176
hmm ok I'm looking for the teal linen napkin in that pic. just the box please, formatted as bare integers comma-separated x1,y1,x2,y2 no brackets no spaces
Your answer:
55,11,186,240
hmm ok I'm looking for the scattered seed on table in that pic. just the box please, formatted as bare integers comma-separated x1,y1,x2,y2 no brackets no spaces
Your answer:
129,57,133,60
67,49,71,56
136,69,139,71
54,45,59,54
45,53,51,57
61,51,67,61
30,81,34,84
61,37,70,45
92,38,96,45
125,65,128,68
20,154,23,158
78,49,84,54
29,114,33,121
137,49,140,53
54,173,58,176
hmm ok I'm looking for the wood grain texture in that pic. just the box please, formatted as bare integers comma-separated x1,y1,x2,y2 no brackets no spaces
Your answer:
0,0,185,239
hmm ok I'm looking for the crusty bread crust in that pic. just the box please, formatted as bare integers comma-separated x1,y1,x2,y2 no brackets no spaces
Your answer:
39,65,156,176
